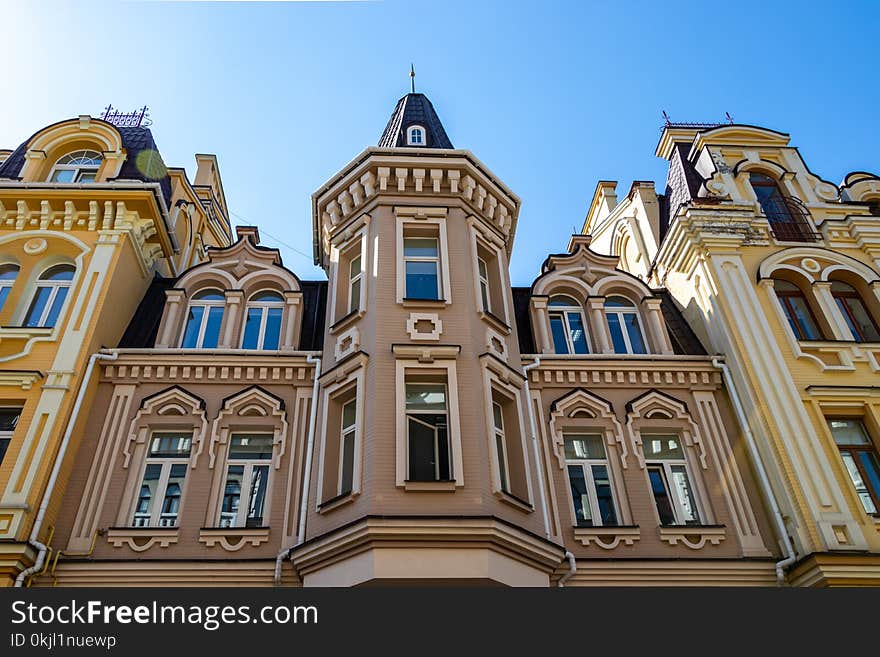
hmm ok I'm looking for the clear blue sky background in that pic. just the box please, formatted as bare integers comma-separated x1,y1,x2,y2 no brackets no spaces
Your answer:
2,0,878,284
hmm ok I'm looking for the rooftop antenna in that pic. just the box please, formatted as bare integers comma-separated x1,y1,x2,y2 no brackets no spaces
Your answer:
662,110,671,126
410,63,416,93
725,111,734,124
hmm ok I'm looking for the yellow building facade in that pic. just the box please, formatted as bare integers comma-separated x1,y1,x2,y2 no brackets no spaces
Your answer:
586,123,880,585
0,114,230,586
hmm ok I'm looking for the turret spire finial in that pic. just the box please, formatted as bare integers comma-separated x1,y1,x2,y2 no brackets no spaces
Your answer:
410,63,415,93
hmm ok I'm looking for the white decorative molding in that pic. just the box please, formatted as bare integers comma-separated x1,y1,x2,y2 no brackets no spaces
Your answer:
334,326,361,359
208,386,289,470
22,237,47,255
406,313,443,341
198,527,271,551
573,526,641,549
485,327,508,359
106,528,179,552
658,525,726,550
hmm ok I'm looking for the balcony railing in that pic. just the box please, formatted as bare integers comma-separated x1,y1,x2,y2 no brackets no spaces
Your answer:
760,195,821,242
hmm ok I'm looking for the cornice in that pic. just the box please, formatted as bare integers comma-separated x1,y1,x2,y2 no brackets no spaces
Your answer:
522,355,723,390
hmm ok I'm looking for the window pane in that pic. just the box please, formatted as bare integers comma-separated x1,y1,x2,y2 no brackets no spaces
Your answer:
263,307,282,350
340,429,355,494
591,465,617,525
407,414,448,481
828,419,870,446
403,238,438,258
564,434,606,460
0,438,8,467
220,465,244,527
181,305,204,348
349,278,362,314
480,280,490,312
250,290,282,302
24,286,52,327
246,465,269,527
648,467,676,525
133,463,162,526
567,464,592,525
857,451,880,512
349,255,362,280
149,433,192,457
342,399,357,430
193,290,224,301
670,465,700,524
160,463,187,527
241,307,262,349
605,296,634,308
229,434,273,460
51,169,75,183
624,314,647,354
0,286,10,313
841,452,877,514
405,384,446,411
43,287,68,328
495,433,508,492
786,296,821,340
77,172,97,183
606,313,628,353
550,314,570,354
0,409,21,432
42,265,74,281
201,306,224,348
405,261,439,299
839,296,880,342
0,265,18,280
549,295,579,307
566,312,589,354
478,258,488,280
492,402,504,431
642,435,684,459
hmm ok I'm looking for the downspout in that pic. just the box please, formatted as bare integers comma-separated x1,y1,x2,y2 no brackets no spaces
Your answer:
15,351,118,587
275,353,322,585
557,551,577,587
522,357,551,539
712,357,796,585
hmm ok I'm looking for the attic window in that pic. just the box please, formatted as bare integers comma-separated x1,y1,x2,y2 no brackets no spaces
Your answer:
406,126,425,146
49,150,102,183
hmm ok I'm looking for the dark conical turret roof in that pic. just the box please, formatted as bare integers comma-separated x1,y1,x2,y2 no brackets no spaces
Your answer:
378,93,453,149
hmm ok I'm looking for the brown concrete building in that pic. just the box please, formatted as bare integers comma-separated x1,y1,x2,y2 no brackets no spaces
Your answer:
34,94,780,586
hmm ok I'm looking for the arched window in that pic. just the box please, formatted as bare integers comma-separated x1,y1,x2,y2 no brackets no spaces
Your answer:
548,295,589,354
750,172,817,242
241,290,284,350
774,280,822,340
750,173,790,220
831,281,880,342
48,150,103,183
406,125,425,146
180,289,225,348
604,296,647,354
24,264,75,328
0,264,19,312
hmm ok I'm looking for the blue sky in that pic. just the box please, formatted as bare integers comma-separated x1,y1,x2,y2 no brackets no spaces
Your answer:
2,0,878,284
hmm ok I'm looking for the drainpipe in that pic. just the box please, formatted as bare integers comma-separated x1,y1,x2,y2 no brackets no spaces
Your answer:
15,351,118,587
712,357,796,585
275,354,322,585
522,357,551,540
557,551,577,587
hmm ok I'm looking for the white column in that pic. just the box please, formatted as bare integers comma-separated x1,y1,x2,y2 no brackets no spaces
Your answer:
220,290,244,349
587,297,613,354
642,297,674,355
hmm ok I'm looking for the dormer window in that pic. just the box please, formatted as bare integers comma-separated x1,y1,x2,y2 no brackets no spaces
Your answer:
406,126,425,146
604,296,648,354
241,290,284,350
181,289,225,349
48,150,102,183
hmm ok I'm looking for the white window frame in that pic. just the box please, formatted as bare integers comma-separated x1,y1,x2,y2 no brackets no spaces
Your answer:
469,221,511,323
563,433,619,527
348,253,363,316
130,432,192,528
338,398,358,496
478,257,491,312
406,125,426,146
0,407,20,467
492,401,510,493
394,355,464,488
241,290,284,350
48,149,103,183
180,290,225,348
328,217,370,328
604,296,648,354
405,381,452,481
395,211,452,305
24,264,75,328
643,434,702,526
403,237,441,300
218,433,273,528
548,296,590,354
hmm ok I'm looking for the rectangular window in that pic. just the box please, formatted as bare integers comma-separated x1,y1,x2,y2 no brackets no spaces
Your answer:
406,381,451,481
828,418,880,515
492,402,509,492
132,432,192,527
478,257,491,312
643,434,700,525
219,434,273,528
0,408,20,467
339,399,357,496
349,254,363,315
564,434,617,526
404,237,441,300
